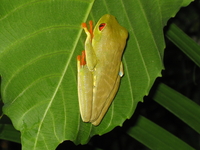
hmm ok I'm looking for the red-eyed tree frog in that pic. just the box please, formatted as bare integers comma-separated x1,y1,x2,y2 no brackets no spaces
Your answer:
77,14,128,126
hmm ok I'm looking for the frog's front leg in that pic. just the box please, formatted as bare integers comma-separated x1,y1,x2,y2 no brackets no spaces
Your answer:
81,21,97,71
119,62,124,77
77,51,93,122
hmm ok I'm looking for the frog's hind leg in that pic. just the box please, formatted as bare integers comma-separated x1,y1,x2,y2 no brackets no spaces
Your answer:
91,75,121,126
77,51,93,122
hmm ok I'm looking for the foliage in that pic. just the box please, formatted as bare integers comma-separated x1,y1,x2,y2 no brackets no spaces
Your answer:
1,0,199,150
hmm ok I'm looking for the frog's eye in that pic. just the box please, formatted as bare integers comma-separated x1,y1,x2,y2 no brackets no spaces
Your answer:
99,23,106,31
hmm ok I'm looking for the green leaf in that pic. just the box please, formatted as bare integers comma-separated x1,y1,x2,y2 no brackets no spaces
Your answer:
0,124,21,143
152,83,200,134
166,23,200,67
127,116,195,150
0,0,192,149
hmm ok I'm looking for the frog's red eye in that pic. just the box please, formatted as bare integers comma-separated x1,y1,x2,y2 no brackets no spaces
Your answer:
99,23,106,31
